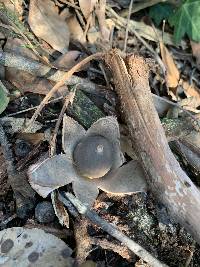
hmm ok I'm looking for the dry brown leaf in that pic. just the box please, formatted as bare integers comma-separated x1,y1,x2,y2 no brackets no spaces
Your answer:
28,0,70,53
160,42,180,90
106,18,115,32
181,97,200,110
51,191,69,228
95,0,110,42
4,38,68,96
16,133,45,145
191,40,200,67
180,79,200,100
53,50,87,71
78,0,97,20
66,15,86,43
87,27,101,44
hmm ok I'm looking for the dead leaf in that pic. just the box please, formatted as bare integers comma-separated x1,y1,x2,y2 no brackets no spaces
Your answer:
95,0,110,42
87,26,101,44
66,15,86,43
4,38,68,96
16,133,46,145
53,50,86,71
180,79,200,99
51,191,69,228
28,0,70,53
106,18,115,32
78,0,97,20
0,227,73,266
180,97,200,110
160,42,180,91
191,40,200,67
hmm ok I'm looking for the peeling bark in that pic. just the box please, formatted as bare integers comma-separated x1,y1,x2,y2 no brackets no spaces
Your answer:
104,49,200,244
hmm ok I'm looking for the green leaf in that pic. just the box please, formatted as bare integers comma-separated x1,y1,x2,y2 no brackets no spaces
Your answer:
149,3,174,26
0,81,9,114
169,0,200,43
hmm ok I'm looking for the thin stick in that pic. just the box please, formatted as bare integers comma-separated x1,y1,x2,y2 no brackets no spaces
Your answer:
68,0,86,28
59,0,81,10
83,13,92,39
27,52,103,128
5,96,64,117
123,0,134,53
106,6,166,74
50,90,75,156
61,192,168,267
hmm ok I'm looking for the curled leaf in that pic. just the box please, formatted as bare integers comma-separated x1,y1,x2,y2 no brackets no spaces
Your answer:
160,42,180,90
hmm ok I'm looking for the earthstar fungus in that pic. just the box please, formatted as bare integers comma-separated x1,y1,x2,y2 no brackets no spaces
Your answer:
28,116,147,207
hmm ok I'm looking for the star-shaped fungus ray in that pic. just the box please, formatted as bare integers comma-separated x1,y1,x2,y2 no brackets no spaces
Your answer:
28,116,147,207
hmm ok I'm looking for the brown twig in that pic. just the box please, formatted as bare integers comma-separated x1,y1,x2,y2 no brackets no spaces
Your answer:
69,0,86,28
50,90,75,156
27,52,103,128
123,0,134,53
59,0,81,10
91,238,133,261
104,49,200,244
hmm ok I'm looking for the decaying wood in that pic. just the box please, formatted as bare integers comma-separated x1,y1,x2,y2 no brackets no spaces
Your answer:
104,49,200,244
62,192,168,267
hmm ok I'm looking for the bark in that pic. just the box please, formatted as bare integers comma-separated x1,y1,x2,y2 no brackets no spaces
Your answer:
104,49,200,244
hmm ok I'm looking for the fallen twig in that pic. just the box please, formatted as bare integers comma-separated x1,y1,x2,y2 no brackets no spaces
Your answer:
50,91,75,156
27,52,103,127
91,238,133,261
104,49,200,244
123,0,134,53
60,192,168,267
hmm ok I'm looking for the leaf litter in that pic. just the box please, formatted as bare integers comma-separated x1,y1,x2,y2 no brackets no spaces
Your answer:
0,0,200,266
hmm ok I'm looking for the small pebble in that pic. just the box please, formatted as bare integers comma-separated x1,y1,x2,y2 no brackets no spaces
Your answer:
35,201,55,223
15,139,31,158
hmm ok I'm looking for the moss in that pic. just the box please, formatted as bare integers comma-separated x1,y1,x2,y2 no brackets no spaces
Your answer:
161,118,179,131
68,90,104,128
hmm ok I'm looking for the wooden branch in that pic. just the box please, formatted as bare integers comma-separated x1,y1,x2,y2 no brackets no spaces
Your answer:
104,49,200,244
